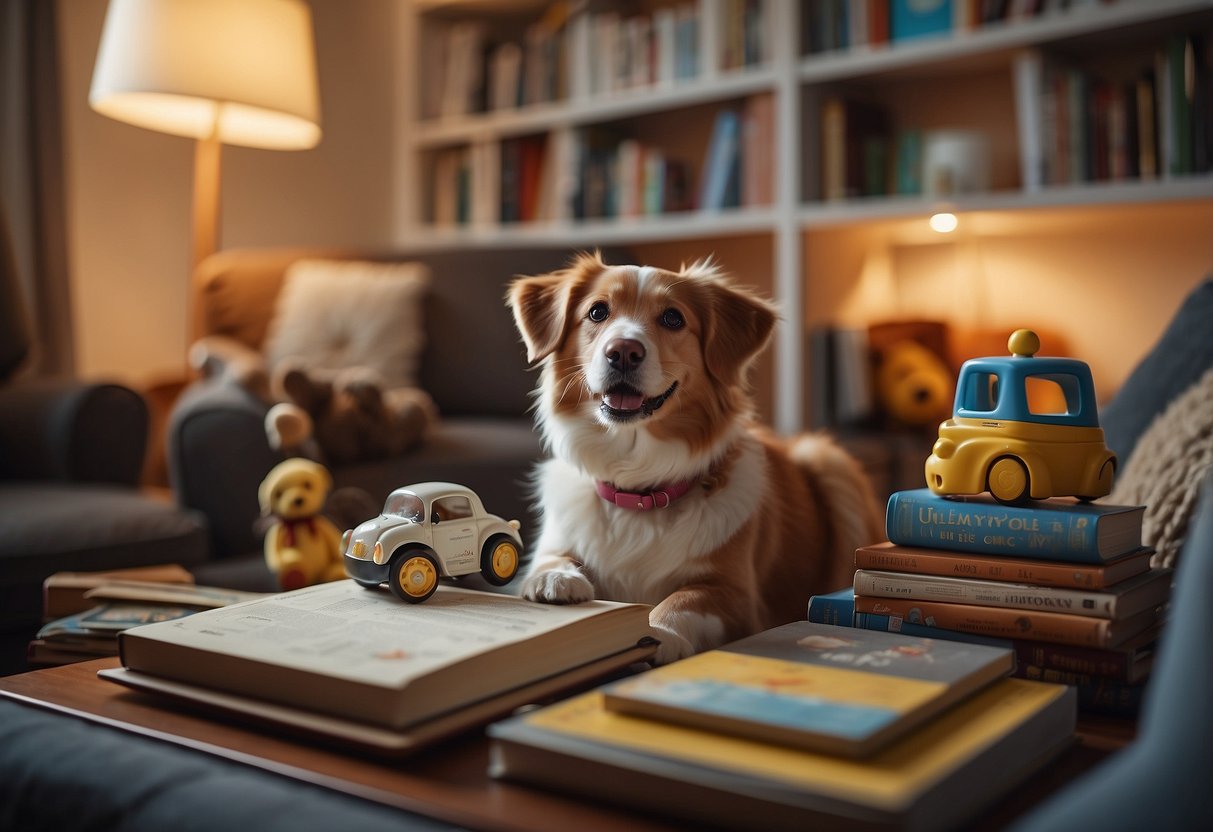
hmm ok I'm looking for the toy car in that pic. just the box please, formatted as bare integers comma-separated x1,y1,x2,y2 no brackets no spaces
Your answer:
342,482,523,602
924,329,1116,506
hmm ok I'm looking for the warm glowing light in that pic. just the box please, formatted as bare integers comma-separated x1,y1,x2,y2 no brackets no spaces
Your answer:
929,212,959,233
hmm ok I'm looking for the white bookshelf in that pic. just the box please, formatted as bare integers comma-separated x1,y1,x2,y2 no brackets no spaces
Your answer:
395,0,1213,434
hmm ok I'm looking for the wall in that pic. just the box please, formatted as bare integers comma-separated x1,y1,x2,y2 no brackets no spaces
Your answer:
56,0,402,384
805,200,1213,401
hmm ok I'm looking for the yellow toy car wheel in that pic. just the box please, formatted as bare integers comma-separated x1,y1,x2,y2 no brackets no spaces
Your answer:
987,456,1030,506
481,535,521,586
390,551,440,603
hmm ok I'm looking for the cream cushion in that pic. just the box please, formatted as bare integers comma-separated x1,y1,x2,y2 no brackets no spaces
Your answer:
263,259,431,389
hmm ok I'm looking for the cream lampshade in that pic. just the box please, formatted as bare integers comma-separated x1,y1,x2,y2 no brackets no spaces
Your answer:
89,0,322,271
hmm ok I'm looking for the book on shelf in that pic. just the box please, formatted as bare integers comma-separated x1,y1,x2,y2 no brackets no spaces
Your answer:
42,563,195,620
885,488,1146,563
821,96,890,201
115,581,656,734
890,0,954,43
698,107,742,210
854,594,1161,648
852,566,1173,620
489,678,1076,832
854,540,1154,589
599,621,1013,758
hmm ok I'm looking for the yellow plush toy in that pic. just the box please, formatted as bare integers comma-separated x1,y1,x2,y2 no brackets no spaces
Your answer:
258,458,347,590
874,339,954,428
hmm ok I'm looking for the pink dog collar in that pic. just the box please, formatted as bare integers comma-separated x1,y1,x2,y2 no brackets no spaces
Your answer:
595,478,697,511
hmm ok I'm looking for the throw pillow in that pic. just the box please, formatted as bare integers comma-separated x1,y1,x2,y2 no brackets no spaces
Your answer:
264,259,431,390
1101,277,1213,463
1107,366,1213,569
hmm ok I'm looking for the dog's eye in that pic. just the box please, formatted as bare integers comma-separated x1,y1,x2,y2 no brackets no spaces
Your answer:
302,481,313,490
588,301,610,323
660,308,685,330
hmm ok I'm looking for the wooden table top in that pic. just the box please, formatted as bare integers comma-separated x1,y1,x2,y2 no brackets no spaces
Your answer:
0,658,1137,831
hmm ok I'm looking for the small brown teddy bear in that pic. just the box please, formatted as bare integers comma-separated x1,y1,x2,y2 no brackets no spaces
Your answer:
258,458,347,590
873,339,954,429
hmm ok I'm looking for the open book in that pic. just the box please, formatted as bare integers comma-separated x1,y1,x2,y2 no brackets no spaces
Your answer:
110,581,656,746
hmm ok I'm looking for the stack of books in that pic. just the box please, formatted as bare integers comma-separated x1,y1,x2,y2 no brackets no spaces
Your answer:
489,620,1077,830
31,567,266,667
811,488,1171,715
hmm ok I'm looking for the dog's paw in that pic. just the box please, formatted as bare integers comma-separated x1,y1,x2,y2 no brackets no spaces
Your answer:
521,569,595,605
648,623,696,665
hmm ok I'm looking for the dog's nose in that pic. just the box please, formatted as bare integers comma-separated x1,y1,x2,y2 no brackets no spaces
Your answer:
605,338,645,372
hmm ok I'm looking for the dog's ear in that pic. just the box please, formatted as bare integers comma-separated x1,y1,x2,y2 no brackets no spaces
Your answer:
701,278,778,386
507,253,602,363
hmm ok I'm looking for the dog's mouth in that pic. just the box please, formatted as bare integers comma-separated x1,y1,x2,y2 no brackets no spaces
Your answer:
599,382,678,421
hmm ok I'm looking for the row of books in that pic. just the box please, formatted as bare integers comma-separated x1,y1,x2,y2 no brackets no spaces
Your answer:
425,93,774,227
422,0,770,122
806,0,1125,55
30,565,265,668
1015,32,1213,191
811,488,1169,714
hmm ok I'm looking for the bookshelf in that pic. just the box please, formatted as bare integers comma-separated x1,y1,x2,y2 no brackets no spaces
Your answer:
395,0,1213,434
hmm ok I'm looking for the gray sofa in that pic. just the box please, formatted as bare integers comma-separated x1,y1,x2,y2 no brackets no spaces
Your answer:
170,246,626,590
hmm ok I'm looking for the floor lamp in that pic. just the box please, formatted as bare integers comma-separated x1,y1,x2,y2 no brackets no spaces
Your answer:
87,0,321,486
89,0,322,336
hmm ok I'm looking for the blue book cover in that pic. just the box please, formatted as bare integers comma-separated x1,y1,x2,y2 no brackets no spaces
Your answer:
890,0,953,43
806,586,854,625
698,109,741,210
854,613,1014,650
885,489,1144,563
601,621,1013,757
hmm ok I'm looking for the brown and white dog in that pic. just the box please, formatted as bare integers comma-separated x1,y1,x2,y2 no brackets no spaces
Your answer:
508,253,882,663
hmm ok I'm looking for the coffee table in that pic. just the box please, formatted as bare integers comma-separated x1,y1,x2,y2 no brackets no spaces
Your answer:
0,658,1136,831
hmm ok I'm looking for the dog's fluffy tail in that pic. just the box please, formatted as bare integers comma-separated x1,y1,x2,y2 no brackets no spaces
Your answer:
789,433,885,585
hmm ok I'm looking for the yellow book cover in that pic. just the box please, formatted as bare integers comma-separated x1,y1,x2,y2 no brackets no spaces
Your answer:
490,678,1076,832
601,621,1013,757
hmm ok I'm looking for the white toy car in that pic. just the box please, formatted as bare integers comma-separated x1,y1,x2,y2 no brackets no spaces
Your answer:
342,482,523,602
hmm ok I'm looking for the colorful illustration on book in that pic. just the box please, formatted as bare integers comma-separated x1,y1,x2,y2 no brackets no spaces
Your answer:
925,329,1116,505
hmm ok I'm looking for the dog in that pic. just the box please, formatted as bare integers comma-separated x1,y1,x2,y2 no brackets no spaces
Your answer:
508,252,882,663
258,458,347,590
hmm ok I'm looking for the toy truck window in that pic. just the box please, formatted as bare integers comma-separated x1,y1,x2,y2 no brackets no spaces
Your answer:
960,371,1000,412
1025,373,1082,417
384,493,424,523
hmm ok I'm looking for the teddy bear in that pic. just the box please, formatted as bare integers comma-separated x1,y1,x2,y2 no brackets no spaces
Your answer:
866,320,955,430
190,338,436,467
258,457,348,590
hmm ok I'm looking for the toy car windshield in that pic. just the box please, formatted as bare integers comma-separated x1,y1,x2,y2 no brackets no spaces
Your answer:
383,492,424,523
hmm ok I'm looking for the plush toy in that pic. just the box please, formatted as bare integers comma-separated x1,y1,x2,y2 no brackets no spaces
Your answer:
191,338,436,466
258,457,347,590
872,339,954,428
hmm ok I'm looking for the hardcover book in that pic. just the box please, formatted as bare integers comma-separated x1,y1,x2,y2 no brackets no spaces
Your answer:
855,595,1161,648
853,541,1154,589
853,567,1172,620
885,489,1145,562
490,679,1076,832
600,621,1013,758
116,581,655,731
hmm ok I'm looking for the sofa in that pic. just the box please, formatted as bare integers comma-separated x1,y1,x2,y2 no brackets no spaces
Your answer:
169,246,632,590
0,213,211,677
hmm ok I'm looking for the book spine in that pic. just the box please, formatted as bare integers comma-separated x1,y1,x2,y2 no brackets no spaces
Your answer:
886,491,1108,562
806,591,854,625
852,570,1118,619
854,613,1013,649
855,596,1121,647
852,545,1137,589
1013,640,1144,683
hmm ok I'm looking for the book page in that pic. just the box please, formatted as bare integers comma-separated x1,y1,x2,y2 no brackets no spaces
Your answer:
126,581,645,687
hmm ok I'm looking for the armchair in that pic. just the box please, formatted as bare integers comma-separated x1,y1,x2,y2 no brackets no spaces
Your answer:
0,219,209,675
